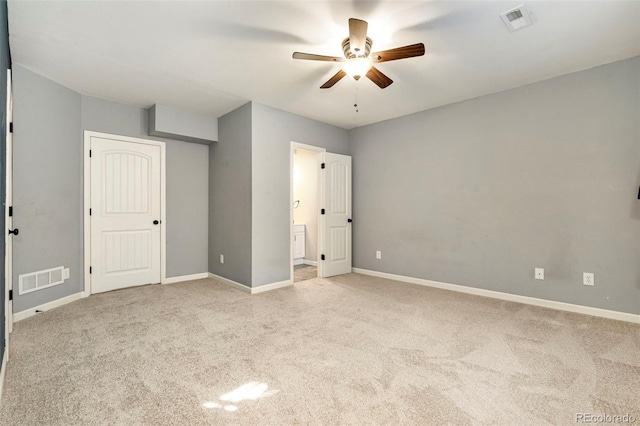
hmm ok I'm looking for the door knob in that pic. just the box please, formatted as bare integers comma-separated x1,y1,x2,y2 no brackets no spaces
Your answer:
347,218,352,223
153,220,160,225
8,228,19,235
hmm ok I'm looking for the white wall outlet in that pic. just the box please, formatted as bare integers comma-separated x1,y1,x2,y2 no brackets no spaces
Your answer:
583,272,594,286
535,268,544,280
220,254,224,264
62,268,70,280
376,251,382,260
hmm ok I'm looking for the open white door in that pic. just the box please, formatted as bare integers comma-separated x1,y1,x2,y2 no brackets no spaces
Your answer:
4,69,12,336
89,136,162,294
319,152,352,277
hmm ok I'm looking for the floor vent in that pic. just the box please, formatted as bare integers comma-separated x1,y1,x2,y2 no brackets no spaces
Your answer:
19,266,67,295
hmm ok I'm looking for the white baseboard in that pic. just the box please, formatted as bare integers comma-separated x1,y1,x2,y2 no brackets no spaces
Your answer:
208,273,251,293
13,292,84,323
303,259,317,266
163,272,209,285
0,348,7,404
352,268,640,324
207,273,292,295
293,259,304,266
251,280,292,294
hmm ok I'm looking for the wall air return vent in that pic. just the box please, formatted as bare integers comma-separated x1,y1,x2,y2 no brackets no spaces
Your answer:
19,266,69,295
500,5,534,32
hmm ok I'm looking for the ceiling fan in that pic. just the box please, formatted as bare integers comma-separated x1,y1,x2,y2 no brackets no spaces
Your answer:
292,18,425,89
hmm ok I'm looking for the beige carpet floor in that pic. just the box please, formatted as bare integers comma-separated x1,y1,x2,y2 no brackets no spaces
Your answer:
1,273,638,425
294,264,317,283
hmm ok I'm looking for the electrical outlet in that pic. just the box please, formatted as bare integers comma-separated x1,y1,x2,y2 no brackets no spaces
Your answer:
62,268,70,280
535,268,544,280
376,251,382,260
220,254,224,264
583,272,594,286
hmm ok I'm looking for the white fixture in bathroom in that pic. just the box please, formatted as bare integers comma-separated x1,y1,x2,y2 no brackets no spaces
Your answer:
293,224,306,264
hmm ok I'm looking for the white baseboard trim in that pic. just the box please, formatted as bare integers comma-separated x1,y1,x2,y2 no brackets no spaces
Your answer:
293,259,304,266
352,268,640,324
163,272,209,285
0,348,7,404
303,259,317,266
208,273,251,293
251,280,292,294
13,292,84,323
207,273,292,295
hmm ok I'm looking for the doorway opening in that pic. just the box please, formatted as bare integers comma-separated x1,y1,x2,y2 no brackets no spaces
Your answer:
289,142,353,284
290,142,324,283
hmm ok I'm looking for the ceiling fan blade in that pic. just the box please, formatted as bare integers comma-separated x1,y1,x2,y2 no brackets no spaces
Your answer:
348,18,368,55
293,52,345,62
320,70,347,89
371,43,425,63
366,66,393,89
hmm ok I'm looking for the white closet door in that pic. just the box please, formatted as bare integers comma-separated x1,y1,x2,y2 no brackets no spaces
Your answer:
90,137,161,293
5,69,13,335
320,152,352,277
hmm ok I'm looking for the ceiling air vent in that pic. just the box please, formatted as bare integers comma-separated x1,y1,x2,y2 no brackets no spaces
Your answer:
500,5,534,32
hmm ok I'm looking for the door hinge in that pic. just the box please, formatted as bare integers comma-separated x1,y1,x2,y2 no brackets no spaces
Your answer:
321,254,325,261
89,149,92,157
321,162,325,169
89,266,92,274
321,208,325,215
9,289,12,300
8,206,12,217
89,208,92,216
9,122,13,133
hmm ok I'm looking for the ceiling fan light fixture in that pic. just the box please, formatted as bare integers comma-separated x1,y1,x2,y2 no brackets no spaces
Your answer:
343,57,372,80
293,18,424,89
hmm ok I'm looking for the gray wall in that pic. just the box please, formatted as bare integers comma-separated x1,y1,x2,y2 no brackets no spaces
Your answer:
209,103,252,285
81,95,209,278
349,57,640,315
149,104,218,144
12,65,82,313
12,66,209,312
251,103,349,287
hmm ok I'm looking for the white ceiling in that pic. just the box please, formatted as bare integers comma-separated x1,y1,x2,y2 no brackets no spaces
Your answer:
7,1,640,129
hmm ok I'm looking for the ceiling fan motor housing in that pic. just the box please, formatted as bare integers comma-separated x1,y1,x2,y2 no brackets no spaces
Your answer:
342,37,372,59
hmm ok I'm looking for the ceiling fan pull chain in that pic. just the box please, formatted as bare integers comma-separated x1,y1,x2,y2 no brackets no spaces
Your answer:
354,86,359,113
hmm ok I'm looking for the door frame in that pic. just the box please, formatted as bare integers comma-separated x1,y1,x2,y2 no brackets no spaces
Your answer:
83,131,167,296
290,141,325,283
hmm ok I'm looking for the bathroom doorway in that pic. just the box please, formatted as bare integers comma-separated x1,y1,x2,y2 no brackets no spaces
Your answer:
290,142,324,283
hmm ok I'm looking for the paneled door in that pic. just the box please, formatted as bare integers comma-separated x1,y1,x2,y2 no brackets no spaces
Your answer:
320,152,352,277
3,69,13,365
90,136,161,293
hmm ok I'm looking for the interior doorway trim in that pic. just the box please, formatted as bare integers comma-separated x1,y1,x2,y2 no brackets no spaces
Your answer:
83,131,167,296
290,142,325,284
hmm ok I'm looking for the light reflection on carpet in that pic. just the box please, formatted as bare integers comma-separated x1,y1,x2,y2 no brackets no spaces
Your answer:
203,381,280,412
